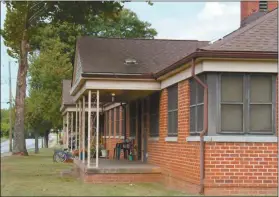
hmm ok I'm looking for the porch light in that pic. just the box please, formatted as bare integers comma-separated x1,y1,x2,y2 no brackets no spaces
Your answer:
111,93,115,102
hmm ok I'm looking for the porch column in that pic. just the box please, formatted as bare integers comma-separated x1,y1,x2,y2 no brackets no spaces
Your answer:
87,90,91,167
75,104,78,150
78,100,82,160
66,112,69,149
70,112,73,151
96,90,100,168
62,115,65,144
82,95,85,163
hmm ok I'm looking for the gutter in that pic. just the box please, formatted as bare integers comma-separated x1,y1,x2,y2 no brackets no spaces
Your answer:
191,58,208,195
156,50,278,78
81,73,155,79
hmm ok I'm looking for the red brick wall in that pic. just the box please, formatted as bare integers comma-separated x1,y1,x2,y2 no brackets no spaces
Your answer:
146,78,278,195
204,142,278,195
147,80,201,194
241,1,278,20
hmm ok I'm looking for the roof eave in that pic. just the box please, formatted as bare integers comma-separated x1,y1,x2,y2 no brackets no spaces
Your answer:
81,73,155,80
155,50,278,78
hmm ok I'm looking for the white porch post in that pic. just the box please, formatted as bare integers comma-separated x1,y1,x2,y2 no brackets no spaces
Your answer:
75,104,78,150
78,100,82,160
87,90,91,167
66,112,69,149
96,90,99,168
82,95,85,163
70,112,73,151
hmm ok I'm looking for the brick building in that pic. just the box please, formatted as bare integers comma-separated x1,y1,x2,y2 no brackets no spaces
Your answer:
62,4,278,196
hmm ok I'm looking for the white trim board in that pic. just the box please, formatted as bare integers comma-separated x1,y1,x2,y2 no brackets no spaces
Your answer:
85,79,161,91
161,60,278,89
186,136,278,143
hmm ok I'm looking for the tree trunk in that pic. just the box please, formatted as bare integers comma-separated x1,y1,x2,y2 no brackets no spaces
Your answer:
34,129,39,154
12,38,28,156
44,130,49,148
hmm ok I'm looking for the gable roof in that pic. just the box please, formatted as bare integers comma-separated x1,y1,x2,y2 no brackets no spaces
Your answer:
156,9,278,78
76,37,208,76
200,8,278,52
62,80,74,105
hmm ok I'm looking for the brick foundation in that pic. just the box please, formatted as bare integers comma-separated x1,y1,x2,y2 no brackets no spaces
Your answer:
83,173,162,183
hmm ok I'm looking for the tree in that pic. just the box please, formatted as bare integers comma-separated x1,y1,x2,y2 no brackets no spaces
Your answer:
85,9,157,38
1,109,10,137
1,1,123,155
27,8,157,138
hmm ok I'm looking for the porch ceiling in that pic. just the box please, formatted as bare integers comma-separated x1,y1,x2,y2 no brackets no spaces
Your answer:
83,89,157,103
72,78,161,103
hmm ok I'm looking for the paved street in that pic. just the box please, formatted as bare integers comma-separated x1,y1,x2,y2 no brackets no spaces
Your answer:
1,133,57,154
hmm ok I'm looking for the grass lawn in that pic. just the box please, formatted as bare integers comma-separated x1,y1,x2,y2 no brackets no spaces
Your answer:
1,148,188,196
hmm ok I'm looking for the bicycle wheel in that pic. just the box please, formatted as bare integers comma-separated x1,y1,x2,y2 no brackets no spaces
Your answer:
54,151,66,163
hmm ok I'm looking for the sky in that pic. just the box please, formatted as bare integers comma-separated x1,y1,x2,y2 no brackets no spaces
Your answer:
0,2,240,109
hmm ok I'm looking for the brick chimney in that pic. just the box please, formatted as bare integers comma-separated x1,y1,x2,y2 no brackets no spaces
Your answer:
241,1,278,21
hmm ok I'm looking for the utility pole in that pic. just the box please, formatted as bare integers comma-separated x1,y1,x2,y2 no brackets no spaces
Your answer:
8,61,13,152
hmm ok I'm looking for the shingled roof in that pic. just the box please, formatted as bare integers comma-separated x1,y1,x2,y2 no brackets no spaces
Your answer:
200,8,278,52
62,80,74,105
76,37,208,75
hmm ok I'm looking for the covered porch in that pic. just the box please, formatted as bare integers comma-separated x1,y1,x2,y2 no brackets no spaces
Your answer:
69,76,162,183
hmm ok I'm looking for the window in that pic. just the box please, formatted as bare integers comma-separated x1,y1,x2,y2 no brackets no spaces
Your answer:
121,106,125,136
220,74,243,133
106,111,109,136
110,109,114,136
190,74,206,135
130,101,137,137
115,107,120,136
150,92,160,137
259,1,268,11
167,84,178,136
219,73,275,135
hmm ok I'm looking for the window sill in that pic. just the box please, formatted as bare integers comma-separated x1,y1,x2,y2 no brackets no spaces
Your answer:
115,136,119,139
148,137,159,141
110,136,114,139
165,137,178,142
120,136,125,139
128,136,136,140
186,136,277,143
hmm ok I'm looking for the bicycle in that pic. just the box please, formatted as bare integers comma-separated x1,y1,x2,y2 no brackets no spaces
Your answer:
53,148,74,163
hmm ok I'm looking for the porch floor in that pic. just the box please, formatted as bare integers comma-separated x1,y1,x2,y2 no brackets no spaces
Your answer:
74,158,161,174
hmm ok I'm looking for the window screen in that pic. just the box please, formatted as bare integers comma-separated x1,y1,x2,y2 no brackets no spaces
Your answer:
249,75,273,133
130,101,137,137
121,106,125,136
115,107,120,136
150,92,160,137
110,109,114,136
104,111,108,136
190,74,206,134
220,74,244,133
167,84,178,136
219,73,275,135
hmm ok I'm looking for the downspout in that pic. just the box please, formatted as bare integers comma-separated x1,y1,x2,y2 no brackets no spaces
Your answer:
191,58,208,195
